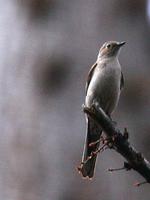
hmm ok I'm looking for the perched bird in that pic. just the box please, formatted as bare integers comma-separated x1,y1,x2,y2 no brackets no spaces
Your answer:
80,41,125,179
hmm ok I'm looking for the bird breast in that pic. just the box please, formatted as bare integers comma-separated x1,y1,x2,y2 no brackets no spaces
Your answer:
86,58,121,114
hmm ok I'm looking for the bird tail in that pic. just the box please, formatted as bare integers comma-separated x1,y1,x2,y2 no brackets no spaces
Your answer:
80,117,102,179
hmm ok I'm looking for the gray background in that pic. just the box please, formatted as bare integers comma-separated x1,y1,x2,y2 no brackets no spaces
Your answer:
0,0,150,199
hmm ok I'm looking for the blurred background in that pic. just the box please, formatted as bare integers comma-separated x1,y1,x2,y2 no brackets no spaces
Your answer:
0,0,150,199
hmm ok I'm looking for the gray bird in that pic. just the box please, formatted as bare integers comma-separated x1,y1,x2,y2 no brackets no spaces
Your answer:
80,41,125,179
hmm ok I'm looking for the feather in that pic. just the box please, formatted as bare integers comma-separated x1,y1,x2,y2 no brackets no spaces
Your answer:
85,62,97,94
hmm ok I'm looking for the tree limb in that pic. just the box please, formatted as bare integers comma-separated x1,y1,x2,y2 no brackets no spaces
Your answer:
83,104,150,184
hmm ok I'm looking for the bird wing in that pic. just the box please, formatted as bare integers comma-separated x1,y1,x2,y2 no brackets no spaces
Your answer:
120,71,124,90
85,62,97,94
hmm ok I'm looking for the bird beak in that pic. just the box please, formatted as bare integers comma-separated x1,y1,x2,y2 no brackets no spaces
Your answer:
117,41,126,47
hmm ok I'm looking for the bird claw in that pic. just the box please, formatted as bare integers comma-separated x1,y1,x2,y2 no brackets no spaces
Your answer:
91,100,100,111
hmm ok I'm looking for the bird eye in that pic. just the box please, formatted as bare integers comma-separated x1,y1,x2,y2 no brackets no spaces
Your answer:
106,44,111,48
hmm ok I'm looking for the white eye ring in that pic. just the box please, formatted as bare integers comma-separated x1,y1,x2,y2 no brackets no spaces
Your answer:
106,44,111,48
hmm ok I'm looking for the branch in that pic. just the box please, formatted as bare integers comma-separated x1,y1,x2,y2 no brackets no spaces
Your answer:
83,104,150,184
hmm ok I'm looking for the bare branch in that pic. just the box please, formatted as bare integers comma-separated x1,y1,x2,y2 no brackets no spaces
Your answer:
83,104,150,184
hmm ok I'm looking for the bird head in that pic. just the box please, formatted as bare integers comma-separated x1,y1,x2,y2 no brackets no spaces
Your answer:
98,41,126,59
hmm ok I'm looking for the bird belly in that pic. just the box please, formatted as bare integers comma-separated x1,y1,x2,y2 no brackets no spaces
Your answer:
86,66,121,115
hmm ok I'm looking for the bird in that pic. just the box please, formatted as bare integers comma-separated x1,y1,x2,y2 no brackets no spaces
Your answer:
80,41,125,179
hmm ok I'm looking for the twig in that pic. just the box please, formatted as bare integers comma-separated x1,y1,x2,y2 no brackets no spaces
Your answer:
83,104,150,184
